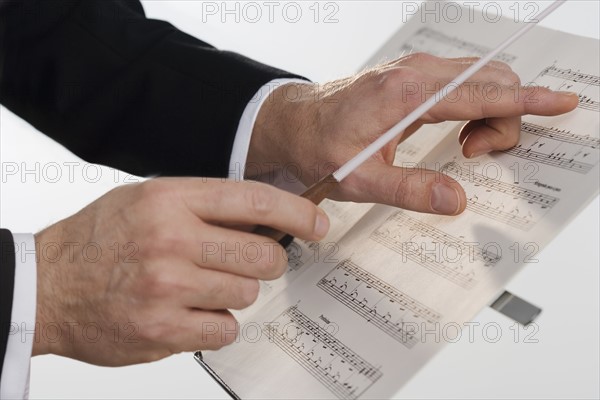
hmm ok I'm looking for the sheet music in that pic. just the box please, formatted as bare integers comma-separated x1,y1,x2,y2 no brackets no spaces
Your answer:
370,210,500,288
264,304,383,399
203,6,599,399
397,26,518,63
317,259,442,347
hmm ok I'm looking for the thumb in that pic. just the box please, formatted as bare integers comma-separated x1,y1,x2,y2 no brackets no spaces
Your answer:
339,162,467,215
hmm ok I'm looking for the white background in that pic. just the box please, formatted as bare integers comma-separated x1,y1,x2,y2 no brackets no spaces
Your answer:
1,1,598,398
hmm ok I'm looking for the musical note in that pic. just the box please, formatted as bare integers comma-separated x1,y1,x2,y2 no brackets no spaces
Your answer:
503,145,595,174
442,161,560,208
539,65,600,86
521,122,600,149
536,64,600,112
498,120,600,175
318,260,442,349
202,13,600,400
441,161,560,230
466,199,534,230
578,95,600,112
369,211,501,288
265,305,382,399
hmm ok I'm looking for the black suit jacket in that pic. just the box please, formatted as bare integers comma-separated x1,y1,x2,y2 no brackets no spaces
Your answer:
0,0,304,382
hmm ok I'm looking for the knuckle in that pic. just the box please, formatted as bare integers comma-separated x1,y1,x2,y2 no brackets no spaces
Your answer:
496,70,521,87
393,178,413,208
510,71,522,85
298,198,319,233
138,179,172,201
376,68,426,109
138,315,172,343
382,67,423,90
467,82,489,115
488,60,511,71
207,273,229,299
147,226,187,255
245,184,276,218
400,52,437,66
144,268,177,298
135,179,180,215
339,174,362,201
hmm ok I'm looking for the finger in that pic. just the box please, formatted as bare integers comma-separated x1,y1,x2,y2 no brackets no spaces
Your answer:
188,268,259,311
150,260,260,310
194,223,288,280
190,269,259,311
425,83,579,123
140,217,287,280
186,181,330,241
337,162,466,215
518,86,580,116
461,117,522,158
176,309,239,352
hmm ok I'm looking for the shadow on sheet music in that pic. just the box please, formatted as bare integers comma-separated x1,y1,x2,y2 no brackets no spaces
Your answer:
471,223,542,327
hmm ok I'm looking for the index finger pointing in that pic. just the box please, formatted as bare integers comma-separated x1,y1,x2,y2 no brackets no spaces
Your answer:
425,83,579,123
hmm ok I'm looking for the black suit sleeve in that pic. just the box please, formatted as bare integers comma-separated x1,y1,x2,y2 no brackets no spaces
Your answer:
0,229,16,381
0,0,305,178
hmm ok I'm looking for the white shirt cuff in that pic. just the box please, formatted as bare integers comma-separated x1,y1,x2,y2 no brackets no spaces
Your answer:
1,233,37,400
228,78,309,181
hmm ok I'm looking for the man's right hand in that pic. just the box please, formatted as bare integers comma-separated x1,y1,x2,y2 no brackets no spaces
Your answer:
32,178,329,366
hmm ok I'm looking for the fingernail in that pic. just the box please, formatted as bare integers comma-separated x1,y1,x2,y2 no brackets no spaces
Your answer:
314,209,330,239
431,183,460,215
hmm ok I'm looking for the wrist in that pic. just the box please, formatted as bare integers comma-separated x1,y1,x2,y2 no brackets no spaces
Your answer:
32,225,65,357
248,82,319,178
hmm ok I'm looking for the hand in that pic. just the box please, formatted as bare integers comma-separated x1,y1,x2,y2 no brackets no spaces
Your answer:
32,178,329,366
250,53,579,215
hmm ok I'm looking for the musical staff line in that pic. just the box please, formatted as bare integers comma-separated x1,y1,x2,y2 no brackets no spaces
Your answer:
318,260,442,349
383,211,500,266
371,231,475,289
578,95,600,112
503,146,595,174
442,161,560,230
521,122,600,149
442,161,560,209
400,27,517,64
369,211,500,289
539,65,600,86
466,199,533,231
265,305,382,400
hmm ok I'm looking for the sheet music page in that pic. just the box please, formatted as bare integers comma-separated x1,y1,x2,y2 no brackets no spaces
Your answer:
203,8,599,399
